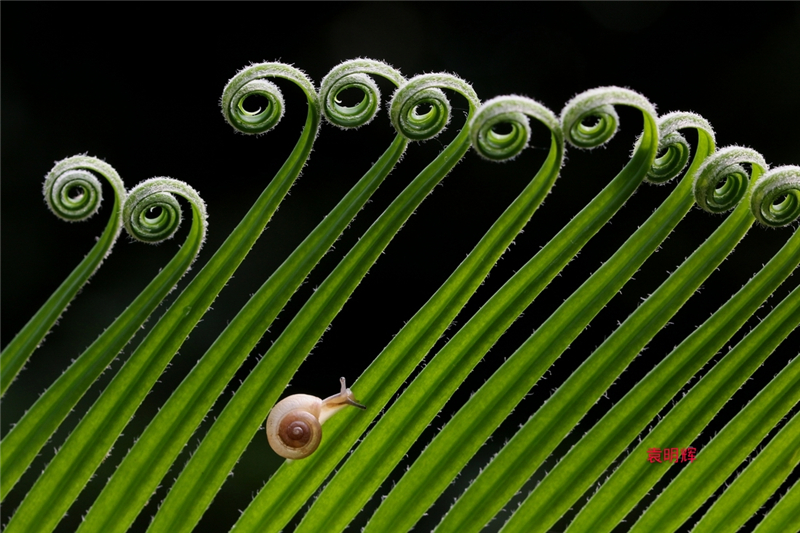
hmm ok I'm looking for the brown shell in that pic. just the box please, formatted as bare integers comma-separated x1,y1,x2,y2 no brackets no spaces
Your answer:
266,380,364,460
266,395,323,459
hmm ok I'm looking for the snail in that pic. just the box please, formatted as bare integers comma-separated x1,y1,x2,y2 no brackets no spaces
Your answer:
266,377,366,459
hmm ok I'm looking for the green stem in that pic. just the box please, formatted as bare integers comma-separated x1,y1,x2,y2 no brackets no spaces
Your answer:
630,349,800,532
692,410,800,533
566,258,800,533
754,477,800,533
0,156,126,395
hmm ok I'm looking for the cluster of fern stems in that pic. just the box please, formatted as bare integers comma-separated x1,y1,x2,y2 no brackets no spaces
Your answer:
1,58,799,533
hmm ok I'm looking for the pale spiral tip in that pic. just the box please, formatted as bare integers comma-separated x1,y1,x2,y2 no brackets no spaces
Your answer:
560,86,656,150
319,58,405,130
220,62,318,135
750,165,800,227
389,72,480,142
646,112,716,185
42,155,126,223
123,178,207,245
694,145,768,214
646,131,690,184
657,111,715,142
469,95,561,162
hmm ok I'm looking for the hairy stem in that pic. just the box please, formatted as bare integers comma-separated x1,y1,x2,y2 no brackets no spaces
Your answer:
1,156,126,395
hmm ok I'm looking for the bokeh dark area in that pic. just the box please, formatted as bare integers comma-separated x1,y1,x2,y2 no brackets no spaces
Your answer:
2,3,799,532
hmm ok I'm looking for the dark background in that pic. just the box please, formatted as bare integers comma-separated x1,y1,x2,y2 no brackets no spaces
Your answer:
3,3,799,532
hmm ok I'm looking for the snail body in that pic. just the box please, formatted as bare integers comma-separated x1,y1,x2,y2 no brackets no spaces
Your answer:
266,377,365,460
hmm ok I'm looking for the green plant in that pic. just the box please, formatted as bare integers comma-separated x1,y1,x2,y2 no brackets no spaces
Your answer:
2,48,799,533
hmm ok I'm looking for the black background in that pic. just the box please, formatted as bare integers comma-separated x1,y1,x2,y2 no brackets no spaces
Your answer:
2,3,799,532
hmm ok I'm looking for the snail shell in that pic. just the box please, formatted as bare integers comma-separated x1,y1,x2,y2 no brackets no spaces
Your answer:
266,377,365,460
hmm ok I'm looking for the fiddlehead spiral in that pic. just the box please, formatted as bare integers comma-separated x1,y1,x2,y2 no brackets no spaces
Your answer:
469,95,562,162
319,59,405,129
561,86,656,151
43,155,126,225
45,167,101,221
646,112,715,184
221,62,318,135
647,132,690,184
694,146,767,214
389,73,480,141
123,178,207,245
750,165,800,227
